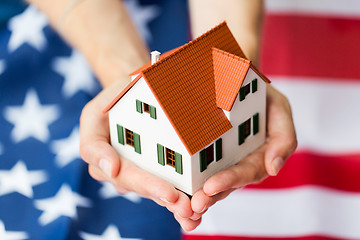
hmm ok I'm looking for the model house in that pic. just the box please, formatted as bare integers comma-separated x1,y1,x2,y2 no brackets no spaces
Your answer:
103,22,270,195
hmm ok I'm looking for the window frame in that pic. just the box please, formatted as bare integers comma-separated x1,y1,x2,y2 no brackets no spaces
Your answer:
166,148,176,168
125,128,135,147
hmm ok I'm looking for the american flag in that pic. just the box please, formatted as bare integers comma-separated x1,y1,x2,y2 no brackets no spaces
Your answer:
184,0,360,240
0,1,188,239
1,0,360,240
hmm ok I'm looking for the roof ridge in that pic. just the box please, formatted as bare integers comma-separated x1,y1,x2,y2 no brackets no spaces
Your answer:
212,47,251,64
142,21,228,75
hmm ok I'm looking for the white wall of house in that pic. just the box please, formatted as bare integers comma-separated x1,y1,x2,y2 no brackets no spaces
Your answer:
190,69,267,193
108,77,193,194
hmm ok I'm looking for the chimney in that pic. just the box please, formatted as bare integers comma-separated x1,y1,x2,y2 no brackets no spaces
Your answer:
151,50,161,65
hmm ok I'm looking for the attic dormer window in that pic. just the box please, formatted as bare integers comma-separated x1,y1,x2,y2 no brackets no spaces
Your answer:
239,78,258,101
136,99,157,119
239,83,250,101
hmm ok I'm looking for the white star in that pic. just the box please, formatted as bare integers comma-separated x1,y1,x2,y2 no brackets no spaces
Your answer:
80,225,141,240
50,126,80,167
34,184,92,225
52,50,97,98
0,60,5,75
3,89,60,143
124,0,160,42
7,5,47,52
99,182,141,203
0,161,47,198
0,221,28,240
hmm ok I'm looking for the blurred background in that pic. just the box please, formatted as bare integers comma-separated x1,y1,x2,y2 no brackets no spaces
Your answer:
0,0,359,240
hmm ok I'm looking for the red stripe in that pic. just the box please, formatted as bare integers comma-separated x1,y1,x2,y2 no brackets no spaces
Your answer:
183,235,345,240
260,14,360,81
246,151,360,193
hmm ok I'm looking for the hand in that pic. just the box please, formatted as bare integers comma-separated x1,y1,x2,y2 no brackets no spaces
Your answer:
189,85,297,223
79,79,200,231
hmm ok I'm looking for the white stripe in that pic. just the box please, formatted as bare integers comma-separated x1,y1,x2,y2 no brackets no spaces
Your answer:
190,186,360,239
266,0,360,18
271,77,360,154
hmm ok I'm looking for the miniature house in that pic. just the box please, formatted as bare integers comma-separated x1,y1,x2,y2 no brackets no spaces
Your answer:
103,22,270,195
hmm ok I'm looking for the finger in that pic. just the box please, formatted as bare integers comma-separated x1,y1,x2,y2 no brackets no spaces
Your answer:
150,196,167,207
265,85,298,176
79,79,131,178
174,213,202,232
88,164,107,182
165,191,193,219
191,188,234,213
189,211,204,221
111,158,180,204
80,137,121,178
88,165,129,194
202,146,267,196
80,99,121,178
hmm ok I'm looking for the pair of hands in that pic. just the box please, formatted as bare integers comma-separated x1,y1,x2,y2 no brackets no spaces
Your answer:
79,79,297,231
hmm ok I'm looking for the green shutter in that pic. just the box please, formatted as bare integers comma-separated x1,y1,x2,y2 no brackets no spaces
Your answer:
175,152,183,175
136,99,143,113
238,122,245,145
133,132,141,154
117,124,124,145
150,105,157,119
239,87,246,101
200,149,207,172
215,138,222,161
252,78,258,93
253,113,259,135
157,144,165,165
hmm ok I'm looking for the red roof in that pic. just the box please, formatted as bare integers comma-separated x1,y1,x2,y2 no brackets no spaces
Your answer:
104,22,270,155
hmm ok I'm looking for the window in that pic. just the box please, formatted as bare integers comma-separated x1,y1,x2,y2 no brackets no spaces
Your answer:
206,145,214,165
158,145,183,174
238,118,251,145
239,83,250,101
125,128,141,154
200,139,222,172
238,114,259,145
143,103,150,113
239,78,258,101
136,100,156,119
166,148,176,168
244,119,251,138
125,129,134,147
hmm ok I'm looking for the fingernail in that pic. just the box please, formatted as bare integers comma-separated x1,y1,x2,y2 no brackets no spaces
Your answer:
99,158,112,178
176,212,186,219
207,191,219,197
199,204,207,213
160,197,172,204
270,157,284,176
